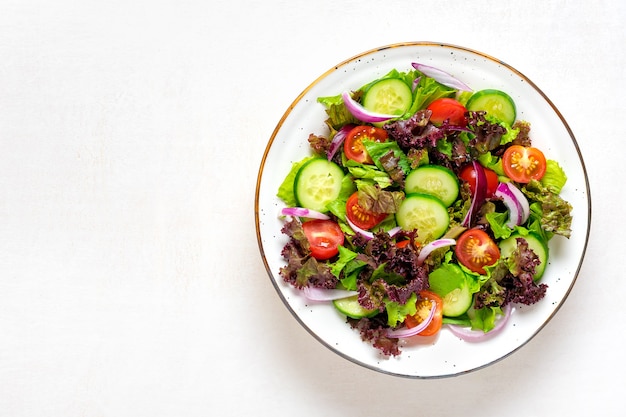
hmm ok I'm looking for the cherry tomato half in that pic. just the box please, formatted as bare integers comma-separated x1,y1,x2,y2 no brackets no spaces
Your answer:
343,125,388,164
459,164,499,198
502,145,547,183
345,192,387,230
455,228,500,274
426,98,467,126
302,219,344,260
404,290,443,336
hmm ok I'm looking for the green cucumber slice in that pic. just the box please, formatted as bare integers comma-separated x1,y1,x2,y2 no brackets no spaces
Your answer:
441,285,473,317
466,89,517,125
429,263,473,317
333,295,378,319
396,193,450,244
405,165,459,207
294,158,345,213
363,78,413,118
499,232,549,281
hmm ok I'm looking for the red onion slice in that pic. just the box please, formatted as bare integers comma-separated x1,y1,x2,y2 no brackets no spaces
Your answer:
447,303,513,342
412,63,473,92
303,287,358,301
462,161,487,227
494,182,530,227
346,217,374,240
386,300,436,338
281,207,330,220
327,123,355,161
388,226,402,238
347,219,400,241
341,91,399,123
417,238,456,265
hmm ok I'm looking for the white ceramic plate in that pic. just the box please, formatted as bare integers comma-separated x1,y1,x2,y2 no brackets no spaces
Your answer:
255,42,591,378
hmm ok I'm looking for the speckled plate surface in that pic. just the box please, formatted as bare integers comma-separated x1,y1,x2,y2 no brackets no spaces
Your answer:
255,42,590,378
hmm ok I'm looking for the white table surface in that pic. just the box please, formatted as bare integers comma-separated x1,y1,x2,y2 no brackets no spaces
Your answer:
0,1,622,416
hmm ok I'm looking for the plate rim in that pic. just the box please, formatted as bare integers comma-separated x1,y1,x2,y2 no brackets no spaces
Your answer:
254,41,592,378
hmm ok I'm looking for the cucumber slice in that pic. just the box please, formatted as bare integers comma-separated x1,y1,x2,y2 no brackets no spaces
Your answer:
466,89,517,125
333,295,378,319
429,263,473,317
294,158,345,213
396,193,450,244
499,232,549,281
363,78,413,118
405,165,459,207
441,285,473,317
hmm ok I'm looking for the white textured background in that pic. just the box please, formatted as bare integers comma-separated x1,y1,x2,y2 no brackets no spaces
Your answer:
0,1,622,416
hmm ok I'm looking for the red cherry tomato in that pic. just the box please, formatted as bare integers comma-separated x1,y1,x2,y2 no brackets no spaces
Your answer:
343,125,388,164
404,290,443,336
459,164,499,197
455,228,500,274
502,145,547,183
426,98,467,126
345,192,387,230
302,219,344,260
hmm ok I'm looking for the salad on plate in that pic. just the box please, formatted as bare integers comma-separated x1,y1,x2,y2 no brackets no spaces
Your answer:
275,62,573,357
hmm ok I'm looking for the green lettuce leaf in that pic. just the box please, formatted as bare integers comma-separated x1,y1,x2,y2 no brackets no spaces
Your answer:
325,175,357,222
540,159,568,194
355,181,404,214
409,74,456,113
385,292,418,328
522,180,573,238
317,94,357,130
363,139,411,176
330,246,367,290
469,305,503,332
484,113,519,145
477,152,505,176
276,156,315,206
485,211,514,240
345,159,393,188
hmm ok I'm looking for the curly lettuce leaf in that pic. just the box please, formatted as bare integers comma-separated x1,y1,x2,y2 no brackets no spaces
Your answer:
385,292,418,328
540,159,568,194
485,113,519,145
317,94,358,130
355,182,404,214
522,180,573,238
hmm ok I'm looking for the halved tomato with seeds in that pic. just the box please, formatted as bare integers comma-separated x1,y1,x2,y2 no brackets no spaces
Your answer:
345,192,387,230
343,125,388,164
502,145,547,183
454,228,500,274
404,290,443,336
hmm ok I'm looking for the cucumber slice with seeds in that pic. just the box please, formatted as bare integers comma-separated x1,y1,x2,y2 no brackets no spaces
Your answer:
294,158,345,213
405,165,459,207
363,78,413,118
466,89,517,125
396,193,450,244
333,295,378,319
